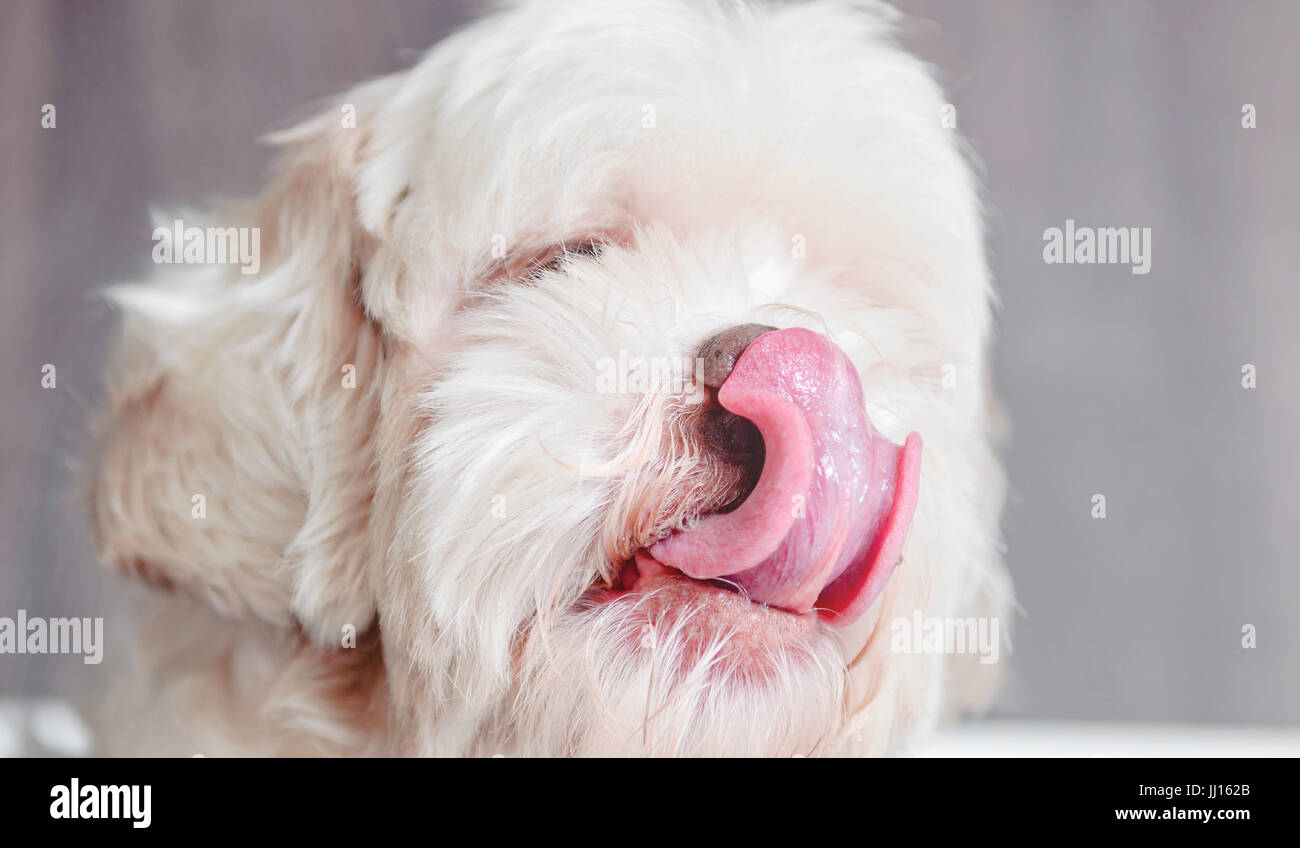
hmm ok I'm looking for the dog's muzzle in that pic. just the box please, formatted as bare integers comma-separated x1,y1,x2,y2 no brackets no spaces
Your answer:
649,325,922,625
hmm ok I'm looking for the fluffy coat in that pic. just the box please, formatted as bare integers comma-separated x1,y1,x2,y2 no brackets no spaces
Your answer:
89,0,1010,756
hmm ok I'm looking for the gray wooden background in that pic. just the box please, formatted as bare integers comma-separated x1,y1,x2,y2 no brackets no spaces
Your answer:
1,1,1296,726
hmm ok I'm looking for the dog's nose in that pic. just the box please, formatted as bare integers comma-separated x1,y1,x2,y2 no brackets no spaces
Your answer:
697,323,778,388
693,324,776,491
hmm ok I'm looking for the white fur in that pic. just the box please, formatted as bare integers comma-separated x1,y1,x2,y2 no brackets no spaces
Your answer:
89,0,1010,756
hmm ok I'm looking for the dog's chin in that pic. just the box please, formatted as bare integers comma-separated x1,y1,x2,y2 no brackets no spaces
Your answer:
514,568,846,756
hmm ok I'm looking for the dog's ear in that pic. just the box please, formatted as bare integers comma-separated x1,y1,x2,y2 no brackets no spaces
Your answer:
90,77,404,647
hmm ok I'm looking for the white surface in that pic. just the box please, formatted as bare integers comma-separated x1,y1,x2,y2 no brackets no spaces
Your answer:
4,698,1298,757
0,697,93,757
915,719,1300,757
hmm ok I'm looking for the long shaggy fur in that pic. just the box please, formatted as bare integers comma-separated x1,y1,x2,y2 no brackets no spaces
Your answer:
89,0,1010,756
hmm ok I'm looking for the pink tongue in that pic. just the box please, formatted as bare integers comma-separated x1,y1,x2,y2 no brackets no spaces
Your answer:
649,328,921,625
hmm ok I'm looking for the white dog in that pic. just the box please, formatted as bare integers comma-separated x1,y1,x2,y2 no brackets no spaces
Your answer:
89,0,1010,756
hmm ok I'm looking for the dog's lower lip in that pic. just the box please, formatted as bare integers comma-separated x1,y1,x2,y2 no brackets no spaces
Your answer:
607,549,810,617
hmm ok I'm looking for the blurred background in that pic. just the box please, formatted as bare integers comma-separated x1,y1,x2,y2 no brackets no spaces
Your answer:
2,0,1297,741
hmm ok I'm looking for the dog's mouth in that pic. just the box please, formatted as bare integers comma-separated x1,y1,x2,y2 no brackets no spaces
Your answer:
606,328,922,626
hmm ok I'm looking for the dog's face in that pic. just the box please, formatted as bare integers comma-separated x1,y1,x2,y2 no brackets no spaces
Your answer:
92,0,1009,755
